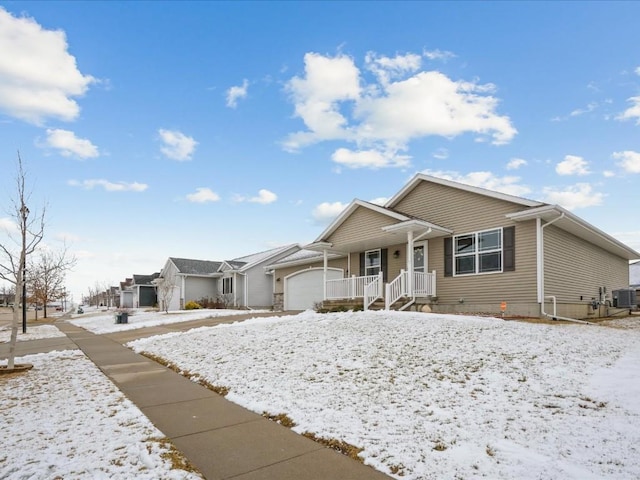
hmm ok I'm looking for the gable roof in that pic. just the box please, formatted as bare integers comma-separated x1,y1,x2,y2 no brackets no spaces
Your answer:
169,257,222,275
265,248,343,270
507,205,640,260
386,173,544,209
310,199,411,245
227,243,300,272
132,272,160,285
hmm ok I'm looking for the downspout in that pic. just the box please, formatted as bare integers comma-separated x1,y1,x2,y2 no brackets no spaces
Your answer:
539,213,591,324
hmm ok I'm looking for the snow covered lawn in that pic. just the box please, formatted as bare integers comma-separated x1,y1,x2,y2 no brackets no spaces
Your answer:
69,307,267,334
0,324,66,342
130,310,640,480
0,350,203,479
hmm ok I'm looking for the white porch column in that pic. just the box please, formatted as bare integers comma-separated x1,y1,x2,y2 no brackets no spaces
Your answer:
406,230,414,294
323,249,328,300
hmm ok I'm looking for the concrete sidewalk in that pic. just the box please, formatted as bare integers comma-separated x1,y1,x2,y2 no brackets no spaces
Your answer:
51,320,392,480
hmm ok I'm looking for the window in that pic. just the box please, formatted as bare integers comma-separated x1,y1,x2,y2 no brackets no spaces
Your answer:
364,249,381,276
454,228,502,275
223,276,233,294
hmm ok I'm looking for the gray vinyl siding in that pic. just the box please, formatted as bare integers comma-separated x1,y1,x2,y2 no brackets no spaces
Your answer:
544,225,629,303
184,276,217,304
245,267,273,308
327,207,397,245
394,181,539,305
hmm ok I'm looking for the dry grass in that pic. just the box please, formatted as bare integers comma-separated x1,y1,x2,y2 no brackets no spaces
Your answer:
301,431,364,463
148,437,202,475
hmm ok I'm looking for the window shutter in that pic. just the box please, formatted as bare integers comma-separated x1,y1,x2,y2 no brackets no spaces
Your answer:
503,226,515,272
444,238,453,277
381,248,388,282
359,252,365,276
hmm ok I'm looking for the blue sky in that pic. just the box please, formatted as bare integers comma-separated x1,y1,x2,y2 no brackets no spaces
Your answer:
1,1,639,303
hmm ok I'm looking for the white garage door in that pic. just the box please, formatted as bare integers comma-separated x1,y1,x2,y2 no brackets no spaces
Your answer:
284,268,343,311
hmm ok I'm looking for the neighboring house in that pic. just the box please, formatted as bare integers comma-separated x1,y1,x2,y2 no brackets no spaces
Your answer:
157,244,300,311
218,244,301,309
119,278,133,308
131,273,160,308
269,173,640,319
157,258,222,311
631,260,640,287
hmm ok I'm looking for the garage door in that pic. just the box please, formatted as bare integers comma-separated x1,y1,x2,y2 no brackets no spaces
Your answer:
284,268,343,311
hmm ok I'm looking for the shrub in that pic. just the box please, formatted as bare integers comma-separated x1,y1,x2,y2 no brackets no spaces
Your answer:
184,300,202,310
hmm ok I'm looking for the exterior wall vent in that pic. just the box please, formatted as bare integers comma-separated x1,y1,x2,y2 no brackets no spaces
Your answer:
612,288,637,308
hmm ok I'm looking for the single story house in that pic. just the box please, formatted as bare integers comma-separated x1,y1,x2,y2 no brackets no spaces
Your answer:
131,273,160,308
268,173,640,320
156,244,300,311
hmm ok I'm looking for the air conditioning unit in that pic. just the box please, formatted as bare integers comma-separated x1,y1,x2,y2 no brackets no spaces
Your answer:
612,289,637,308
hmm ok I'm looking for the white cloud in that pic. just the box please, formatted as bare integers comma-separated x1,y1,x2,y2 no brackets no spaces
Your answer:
312,201,348,224
569,102,598,117
542,183,604,210
423,48,456,61
68,179,148,192
226,79,249,108
249,189,277,204
186,187,220,203
283,52,516,169
432,148,449,160
369,197,388,206
603,170,616,178
506,158,527,170
0,217,18,234
158,129,197,161
635,66,640,76
284,52,361,151
331,148,410,169
233,189,278,204
555,155,590,176
365,52,422,85
617,96,640,125
0,7,95,125
613,150,640,173
421,169,532,197
44,129,99,159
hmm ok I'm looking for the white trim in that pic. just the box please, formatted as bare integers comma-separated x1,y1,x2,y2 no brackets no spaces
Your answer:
452,227,504,276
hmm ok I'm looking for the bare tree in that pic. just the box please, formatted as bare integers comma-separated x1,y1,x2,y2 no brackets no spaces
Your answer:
153,274,176,313
28,246,77,318
0,153,46,369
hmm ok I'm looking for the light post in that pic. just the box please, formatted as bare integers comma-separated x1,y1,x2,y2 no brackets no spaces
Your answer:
21,204,29,334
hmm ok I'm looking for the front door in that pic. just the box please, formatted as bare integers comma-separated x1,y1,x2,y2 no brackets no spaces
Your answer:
413,241,429,296
413,241,428,273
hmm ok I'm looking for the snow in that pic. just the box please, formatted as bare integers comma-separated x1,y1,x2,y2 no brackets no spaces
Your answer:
3,310,639,479
129,310,640,480
68,307,268,334
1,349,202,480
0,324,66,342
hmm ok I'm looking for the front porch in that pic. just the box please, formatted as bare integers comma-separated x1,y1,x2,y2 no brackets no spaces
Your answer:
324,269,437,311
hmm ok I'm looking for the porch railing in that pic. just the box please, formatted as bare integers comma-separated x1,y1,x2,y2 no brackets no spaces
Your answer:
326,274,381,300
326,270,436,310
364,272,383,311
